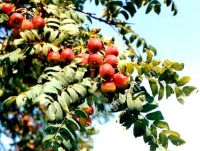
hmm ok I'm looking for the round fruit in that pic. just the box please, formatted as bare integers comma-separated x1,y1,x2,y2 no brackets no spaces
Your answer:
114,73,130,90
60,48,74,63
8,13,24,28
79,116,92,127
32,16,45,29
99,63,115,80
1,3,13,14
88,53,103,68
12,28,21,38
76,53,89,66
105,46,119,56
87,38,102,53
82,106,94,115
101,81,116,94
21,19,34,31
47,52,60,64
105,55,118,67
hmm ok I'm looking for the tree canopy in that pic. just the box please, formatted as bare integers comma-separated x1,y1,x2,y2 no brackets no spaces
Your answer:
0,0,196,151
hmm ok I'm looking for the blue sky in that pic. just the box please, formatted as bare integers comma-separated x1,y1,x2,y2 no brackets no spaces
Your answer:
84,0,200,151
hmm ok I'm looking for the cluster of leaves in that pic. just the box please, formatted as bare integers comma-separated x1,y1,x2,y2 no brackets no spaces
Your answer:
0,0,196,151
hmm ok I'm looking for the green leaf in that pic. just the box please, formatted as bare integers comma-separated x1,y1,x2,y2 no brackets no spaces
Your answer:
154,3,161,15
182,86,196,96
146,111,164,121
57,95,69,113
72,84,87,97
133,121,146,137
142,103,158,113
73,109,88,119
153,121,169,130
3,96,16,108
67,87,79,103
16,94,27,107
159,132,168,148
171,62,184,71
158,82,164,100
163,130,180,137
66,118,80,131
42,134,55,143
47,104,56,121
166,84,174,99
149,79,158,96
146,50,153,63
61,125,76,141
168,135,185,146
146,2,153,14
176,76,191,86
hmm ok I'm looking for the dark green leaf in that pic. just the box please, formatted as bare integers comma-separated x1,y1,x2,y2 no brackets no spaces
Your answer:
146,3,153,14
158,82,164,100
142,103,158,113
146,111,164,121
166,84,174,99
133,121,146,137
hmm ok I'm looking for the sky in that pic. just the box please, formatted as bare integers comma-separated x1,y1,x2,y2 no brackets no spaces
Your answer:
85,0,200,151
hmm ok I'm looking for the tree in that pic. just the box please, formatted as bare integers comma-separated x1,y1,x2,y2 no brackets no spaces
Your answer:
0,0,196,150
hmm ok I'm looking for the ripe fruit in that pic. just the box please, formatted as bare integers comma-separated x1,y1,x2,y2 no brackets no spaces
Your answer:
79,116,92,127
101,81,116,94
88,53,103,68
76,53,89,66
114,73,130,90
105,46,119,56
99,63,115,80
21,19,34,31
47,52,60,64
8,13,24,28
82,106,94,115
1,3,13,14
60,48,74,63
32,16,45,29
87,38,102,53
105,55,118,67
12,28,21,38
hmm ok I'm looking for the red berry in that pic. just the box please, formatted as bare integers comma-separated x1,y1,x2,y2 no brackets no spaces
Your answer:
21,19,34,31
99,63,115,80
1,3,13,14
60,48,74,63
47,52,60,64
8,13,24,28
101,81,116,94
76,53,89,66
105,46,119,56
114,73,130,90
87,38,102,53
32,16,45,29
82,106,94,115
88,53,103,68
105,55,118,67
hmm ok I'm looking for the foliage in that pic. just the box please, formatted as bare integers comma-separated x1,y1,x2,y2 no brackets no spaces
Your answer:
0,0,196,151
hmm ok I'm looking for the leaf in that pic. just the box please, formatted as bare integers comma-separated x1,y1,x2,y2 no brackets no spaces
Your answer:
133,121,146,137
146,2,153,14
120,10,129,20
171,62,184,71
149,79,158,96
146,50,153,63
176,76,191,86
153,121,169,130
151,125,157,138
47,104,56,121
3,96,16,108
72,84,87,97
42,85,58,94
182,86,196,96
154,3,161,15
67,87,79,103
166,84,174,99
58,95,69,113
163,130,180,137
73,109,88,119
168,135,185,146
61,125,76,141
16,94,27,107
159,132,168,148
142,103,158,113
146,111,164,121
42,134,55,143
66,118,80,131
158,82,164,100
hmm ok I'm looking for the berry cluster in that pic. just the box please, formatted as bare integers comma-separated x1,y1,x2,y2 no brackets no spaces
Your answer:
47,48,74,65
86,38,130,95
1,3,45,37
